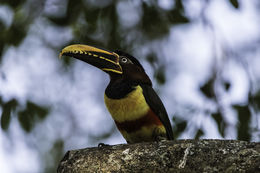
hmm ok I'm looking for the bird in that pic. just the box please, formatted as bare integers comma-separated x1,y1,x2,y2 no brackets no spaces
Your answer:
59,44,173,143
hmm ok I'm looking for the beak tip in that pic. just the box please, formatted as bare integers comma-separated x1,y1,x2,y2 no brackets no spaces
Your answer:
59,51,64,59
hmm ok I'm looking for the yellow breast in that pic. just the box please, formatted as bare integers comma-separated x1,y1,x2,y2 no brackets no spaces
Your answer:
104,85,149,123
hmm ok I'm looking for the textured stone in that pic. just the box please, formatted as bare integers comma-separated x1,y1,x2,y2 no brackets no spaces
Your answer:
57,140,260,173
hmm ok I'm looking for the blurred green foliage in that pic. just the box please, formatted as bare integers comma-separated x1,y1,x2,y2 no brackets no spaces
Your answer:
229,0,240,9
0,0,26,8
0,0,30,63
0,98,18,130
18,101,49,132
172,116,187,139
1,99,49,132
212,112,226,138
233,105,251,141
44,139,64,173
200,76,216,99
251,91,260,110
194,129,204,140
0,0,259,172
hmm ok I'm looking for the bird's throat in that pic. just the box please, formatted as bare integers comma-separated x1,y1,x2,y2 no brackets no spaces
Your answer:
105,79,136,99
104,85,149,122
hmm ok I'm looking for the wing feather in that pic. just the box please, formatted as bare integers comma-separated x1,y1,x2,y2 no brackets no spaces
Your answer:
140,84,174,140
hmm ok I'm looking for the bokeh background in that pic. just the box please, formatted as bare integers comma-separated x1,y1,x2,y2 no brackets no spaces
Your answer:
0,0,260,172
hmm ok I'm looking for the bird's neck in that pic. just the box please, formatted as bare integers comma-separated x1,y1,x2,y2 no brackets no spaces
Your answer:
105,79,137,99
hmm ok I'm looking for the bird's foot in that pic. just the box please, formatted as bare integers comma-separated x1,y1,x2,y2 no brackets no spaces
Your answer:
155,136,168,143
98,143,110,148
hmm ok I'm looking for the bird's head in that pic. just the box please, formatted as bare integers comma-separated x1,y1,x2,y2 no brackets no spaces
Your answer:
60,44,152,85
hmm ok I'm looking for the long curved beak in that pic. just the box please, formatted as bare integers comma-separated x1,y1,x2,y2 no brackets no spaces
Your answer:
59,44,122,74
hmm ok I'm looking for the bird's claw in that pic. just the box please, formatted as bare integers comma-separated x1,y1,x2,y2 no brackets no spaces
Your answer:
98,143,110,148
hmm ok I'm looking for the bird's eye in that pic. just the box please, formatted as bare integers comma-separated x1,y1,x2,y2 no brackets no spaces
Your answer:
121,57,128,63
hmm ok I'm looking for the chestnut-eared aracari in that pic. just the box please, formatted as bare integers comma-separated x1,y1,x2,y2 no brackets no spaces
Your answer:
59,44,173,143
